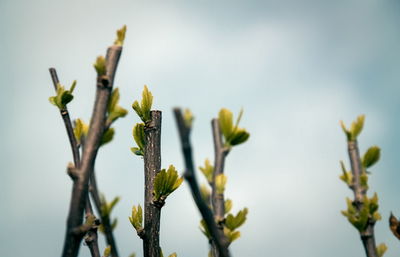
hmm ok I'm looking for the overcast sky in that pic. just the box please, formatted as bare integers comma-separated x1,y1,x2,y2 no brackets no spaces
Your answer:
1,1,400,257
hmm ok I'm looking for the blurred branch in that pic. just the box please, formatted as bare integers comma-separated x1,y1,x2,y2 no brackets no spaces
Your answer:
173,108,230,257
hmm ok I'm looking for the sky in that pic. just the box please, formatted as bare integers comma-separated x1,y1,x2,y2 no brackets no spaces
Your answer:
1,0,400,256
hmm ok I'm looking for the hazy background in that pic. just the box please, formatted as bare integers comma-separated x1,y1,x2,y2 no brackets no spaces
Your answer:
1,0,400,256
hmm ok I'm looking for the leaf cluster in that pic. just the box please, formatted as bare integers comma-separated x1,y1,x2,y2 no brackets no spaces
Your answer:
132,85,153,123
219,108,250,148
341,194,381,232
49,81,76,110
99,195,120,233
129,205,143,232
153,165,183,203
73,118,89,146
340,115,365,141
160,249,177,257
224,208,248,243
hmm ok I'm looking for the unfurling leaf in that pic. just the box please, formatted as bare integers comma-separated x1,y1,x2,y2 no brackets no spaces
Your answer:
73,118,89,145
183,109,194,128
340,115,365,141
215,174,227,194
129,205,143,231
219,108,233,140
200,184,211,205
114,25,127,46
219,108,250,147
101,127,115,146
132,85,153,122
107,88,128,123
153,165,183,202
49,81,77,109
225,208,248,231
103,246,111,257
100,195,120,218
224,227,241,243
376,243,388,257
199,159,214,183
339,161,353,186
225,199,233,214
229,128,250,146
94,56,107,76
362,146,381,168
132,123,145,156
199,219,211,239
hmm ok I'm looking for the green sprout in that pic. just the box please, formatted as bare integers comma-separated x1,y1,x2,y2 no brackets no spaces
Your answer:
340,115,365,141
199,159,214,183
94,56,107,76
131,123,145,156
107,88,128,124
49,81,76,109
153,165,183,203
218,108,250,148
132,85,153,123
129,205,143,232
114,25,127,46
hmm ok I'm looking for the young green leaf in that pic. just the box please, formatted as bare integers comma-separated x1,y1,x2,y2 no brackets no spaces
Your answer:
101,127,115,146
103,246,111,257
153,165,183,202
114,25,127,46
339,161,353,186
376,243,388,257
129,205,143,231
219,108,233,140
199,159,214,183
200,184,211,205
94,56,107,76
49,81,77,109
132,85,153,122
223,227,241,243
362,146,381,168
183,109,194,128
225,208,248,231
215,174,227,194
107,88,128,123
132,123,145,156
73,118,89,145
229,128,250,146
350,115,365,140
225,199,233,214
199,219,211,239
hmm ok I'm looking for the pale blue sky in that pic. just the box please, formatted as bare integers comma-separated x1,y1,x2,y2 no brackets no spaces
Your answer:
1,1,400,257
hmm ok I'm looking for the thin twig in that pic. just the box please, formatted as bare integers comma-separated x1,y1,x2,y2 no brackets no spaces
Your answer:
84,195,101,257
89,170,120,257
347,140,378,257
49,68,101,257
173,108,230,257
143,110,162,257
210,119,229,257
211,119,228,223
59,45,122,257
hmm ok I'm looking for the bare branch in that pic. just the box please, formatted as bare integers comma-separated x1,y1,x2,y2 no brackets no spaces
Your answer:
143,110,162,257
173,108,230,257
58,45,122,257
347,140,378,257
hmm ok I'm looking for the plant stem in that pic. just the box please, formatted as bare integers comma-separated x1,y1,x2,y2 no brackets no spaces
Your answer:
211,119,228,223
58,45,122,257
89,168,120,257
143,110,162,257
85,195,101,257
49,68,101,257
173,108,231,257
347,140,378,257
210,119,229,257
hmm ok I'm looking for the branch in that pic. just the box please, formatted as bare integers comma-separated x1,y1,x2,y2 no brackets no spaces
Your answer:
143,110,162,257
59,45,122,257
84,195,101,257
173,108,230,257
347,140,378,257
49,68,101,257
49,68,80,167
211,119,228,223
89,170,120,257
